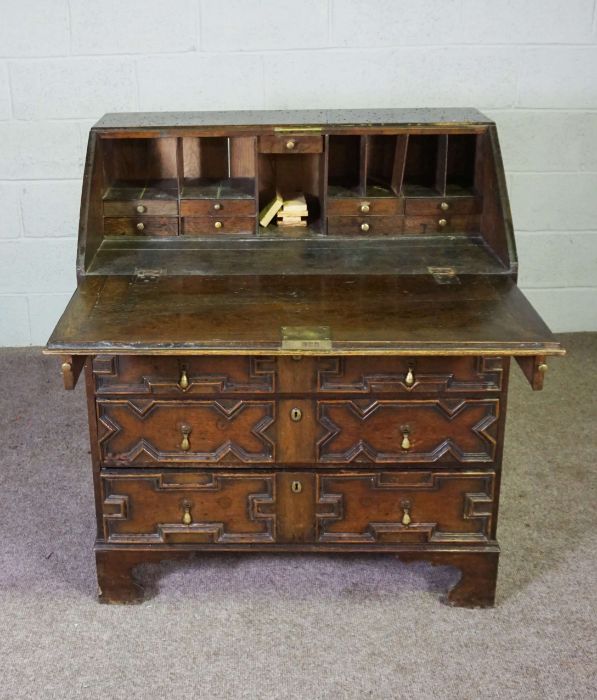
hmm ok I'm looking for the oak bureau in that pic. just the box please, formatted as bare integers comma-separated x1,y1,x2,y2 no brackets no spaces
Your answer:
45,109,564,606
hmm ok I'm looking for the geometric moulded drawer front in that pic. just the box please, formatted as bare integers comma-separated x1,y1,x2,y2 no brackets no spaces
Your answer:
315,356,504,394
93,355,276,396
316,471,496,544
101,471,276,544
317,398,499,464
97,399,275,466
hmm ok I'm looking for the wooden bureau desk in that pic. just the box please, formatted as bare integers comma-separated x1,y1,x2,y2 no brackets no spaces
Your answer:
46,109,564,606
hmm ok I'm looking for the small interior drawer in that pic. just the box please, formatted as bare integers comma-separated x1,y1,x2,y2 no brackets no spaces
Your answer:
180,199,256,217
403,215,480,235
327,215,404,236
259,134,323,154
103,200,178,217
327,197,404,216
103,217,178,236
404,196,481,216
182,216,255,235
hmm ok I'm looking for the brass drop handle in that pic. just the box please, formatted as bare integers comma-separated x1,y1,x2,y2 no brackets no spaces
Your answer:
182,501,192,526
438,218,448,228
291,480,302,494
136,222,145,231
213,202,222,211
136,204,146,214
290,407,302,422
440,201,449,211
360,222,370,232
360,203,370,213
180,424,191,451
401,425,411,451
405,367,415,386
179,369,189,390
401,499,412,526
286,139,296,150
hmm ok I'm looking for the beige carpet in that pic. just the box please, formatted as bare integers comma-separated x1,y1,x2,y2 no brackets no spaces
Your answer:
0,333,595,699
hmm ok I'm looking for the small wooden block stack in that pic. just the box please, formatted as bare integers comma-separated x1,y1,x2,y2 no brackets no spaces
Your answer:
277,193,308,228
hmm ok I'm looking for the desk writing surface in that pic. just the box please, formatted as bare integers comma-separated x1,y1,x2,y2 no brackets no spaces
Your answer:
47,275,563,356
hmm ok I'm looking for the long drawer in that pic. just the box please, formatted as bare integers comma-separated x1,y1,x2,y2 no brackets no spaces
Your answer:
96,396,500,467
92,355,504,396
100,469,496,546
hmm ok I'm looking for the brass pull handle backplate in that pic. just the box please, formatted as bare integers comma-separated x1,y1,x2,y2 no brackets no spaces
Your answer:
401,425,411,451
401,500,412,526
180,424,191,451
182,501,192,525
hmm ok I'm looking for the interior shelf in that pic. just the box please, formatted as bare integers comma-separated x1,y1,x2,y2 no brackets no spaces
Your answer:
181,136,256,199
101,137,179,200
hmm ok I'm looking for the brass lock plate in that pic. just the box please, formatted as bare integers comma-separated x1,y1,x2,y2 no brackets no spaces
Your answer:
281,325,332,351
291,480,303,493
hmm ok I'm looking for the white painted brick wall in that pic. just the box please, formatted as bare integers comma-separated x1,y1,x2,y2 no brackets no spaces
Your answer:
0,0,596,345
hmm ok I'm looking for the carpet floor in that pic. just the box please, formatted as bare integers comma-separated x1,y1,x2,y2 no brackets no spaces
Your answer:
0,334,595,699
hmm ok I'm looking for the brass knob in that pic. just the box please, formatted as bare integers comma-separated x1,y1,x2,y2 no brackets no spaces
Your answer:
136,222,145,231
291,480,302,494
360,222,370,232
182,502,192,526
213,202,222,211
401,500,412,526
214,221,223,229
405,367,415,386
401,426,411,451
286,139,296,150
136,204,146,214
440,201,449,211
438,218,448,228
180,424,191,451
179,369,189,390
360,203,370,213
538,363,548,373
290,407,302,422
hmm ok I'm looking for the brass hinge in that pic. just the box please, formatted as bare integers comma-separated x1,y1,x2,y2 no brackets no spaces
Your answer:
428,266,460,285
134,268,164,282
